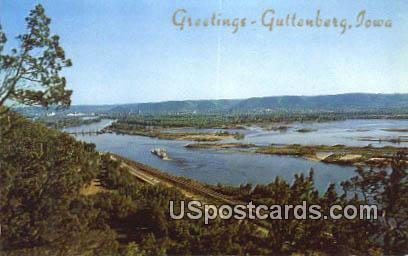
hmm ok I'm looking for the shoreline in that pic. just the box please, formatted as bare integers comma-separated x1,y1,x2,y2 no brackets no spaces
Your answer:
103,126,245,142
184,142,407,166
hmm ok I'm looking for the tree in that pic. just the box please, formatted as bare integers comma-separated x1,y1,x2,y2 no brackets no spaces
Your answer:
342,151,408,254
0,4,72,113
124,242,146,256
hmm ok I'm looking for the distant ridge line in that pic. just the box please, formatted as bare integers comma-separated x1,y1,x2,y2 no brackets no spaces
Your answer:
15,93,408,115
109,93,408,114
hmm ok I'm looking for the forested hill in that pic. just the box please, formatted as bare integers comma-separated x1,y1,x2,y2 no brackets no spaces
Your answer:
111,93,408,114
16,93,408,115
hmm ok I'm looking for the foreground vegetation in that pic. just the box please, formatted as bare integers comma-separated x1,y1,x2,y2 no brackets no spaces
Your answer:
1,111,407,255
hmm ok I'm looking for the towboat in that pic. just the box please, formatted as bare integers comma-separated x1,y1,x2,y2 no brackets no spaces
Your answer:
151,148,170,160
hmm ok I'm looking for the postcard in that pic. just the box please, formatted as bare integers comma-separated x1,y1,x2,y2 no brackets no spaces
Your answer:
0,1,407,255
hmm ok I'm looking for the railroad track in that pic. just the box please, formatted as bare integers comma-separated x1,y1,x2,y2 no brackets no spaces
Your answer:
110,154,243,205
110,154,270,233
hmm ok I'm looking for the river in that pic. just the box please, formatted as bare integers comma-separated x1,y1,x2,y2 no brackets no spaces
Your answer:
64,119,407,192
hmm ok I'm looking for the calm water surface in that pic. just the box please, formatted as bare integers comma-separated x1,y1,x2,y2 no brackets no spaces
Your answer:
66,119,408,192
171,119,408,147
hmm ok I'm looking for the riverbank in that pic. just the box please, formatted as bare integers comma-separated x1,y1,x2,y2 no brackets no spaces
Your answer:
257,144,407,166
110,153,240,205
104,125,245,142
185,143,257,149
39,116,102,129
184,142,407,166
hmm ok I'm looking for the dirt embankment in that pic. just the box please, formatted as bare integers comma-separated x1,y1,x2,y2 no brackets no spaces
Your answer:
185,143,256,149
257,144,406,166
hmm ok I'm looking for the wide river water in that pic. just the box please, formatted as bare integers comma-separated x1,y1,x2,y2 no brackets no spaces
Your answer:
65,119,408,192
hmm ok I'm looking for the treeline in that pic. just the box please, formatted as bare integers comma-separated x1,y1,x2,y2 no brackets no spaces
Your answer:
108,121,245,141
36,116,102,129
1,111,407,255
105,110,408,129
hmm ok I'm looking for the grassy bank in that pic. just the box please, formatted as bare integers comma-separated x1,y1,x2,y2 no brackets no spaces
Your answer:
105,123,244,142
185,142,407,166
185,143,257,149
256,144,407,165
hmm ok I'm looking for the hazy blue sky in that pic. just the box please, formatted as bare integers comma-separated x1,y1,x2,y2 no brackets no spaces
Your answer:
1,0,407,104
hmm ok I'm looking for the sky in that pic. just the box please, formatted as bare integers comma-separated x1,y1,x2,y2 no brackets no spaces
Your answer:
1,0,407,105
